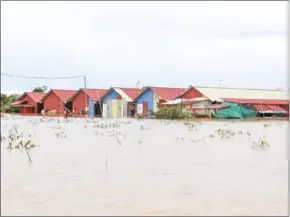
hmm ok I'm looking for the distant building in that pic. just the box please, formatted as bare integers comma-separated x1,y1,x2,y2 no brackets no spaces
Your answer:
177,86,289,118
41,89,76,114
101,87,141,118
68,88,108,117
11,92,46,115
133,87,185,117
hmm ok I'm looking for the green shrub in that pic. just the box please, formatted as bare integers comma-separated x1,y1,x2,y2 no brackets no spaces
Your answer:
155,107,192,120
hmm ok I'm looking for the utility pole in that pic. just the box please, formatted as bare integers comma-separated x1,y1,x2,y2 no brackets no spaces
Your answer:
219,78,222,88
83,75,88,117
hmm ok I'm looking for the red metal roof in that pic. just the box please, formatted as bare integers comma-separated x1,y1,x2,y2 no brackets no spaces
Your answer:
119,88,142,100
150,87,186,101
84,89,108,102
11,100,28,106
267,104,287,112
223,98,289,105
26,92,46,102
42,89,76,103
253,104,272,112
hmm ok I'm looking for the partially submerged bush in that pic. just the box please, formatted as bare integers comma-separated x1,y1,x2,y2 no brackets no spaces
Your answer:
155,107,192,120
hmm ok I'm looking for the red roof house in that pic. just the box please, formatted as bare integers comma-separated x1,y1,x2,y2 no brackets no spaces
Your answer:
11,92,46,114
41,89,76,113
68,88,108,114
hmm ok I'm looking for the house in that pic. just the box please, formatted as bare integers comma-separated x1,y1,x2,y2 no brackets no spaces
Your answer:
178,86,289,118
134,87,186,117
68,88,108,117
11,92,46,115
40,89,76,114
101,87,142,118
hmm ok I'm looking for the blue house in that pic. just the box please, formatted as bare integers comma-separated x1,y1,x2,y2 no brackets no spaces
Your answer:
134,87,185,117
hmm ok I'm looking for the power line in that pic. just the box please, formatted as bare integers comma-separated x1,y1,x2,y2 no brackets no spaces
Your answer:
1,72,93,117
1,72,84,79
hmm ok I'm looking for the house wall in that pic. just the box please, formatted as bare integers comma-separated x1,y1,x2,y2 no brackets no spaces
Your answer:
43,92,65,112
136,89,153,116
19,95,38,114
20,107,34,114
191,100,212,108
102,90,118,104
72,90,89,113
102,89,128,118
136,89,160,116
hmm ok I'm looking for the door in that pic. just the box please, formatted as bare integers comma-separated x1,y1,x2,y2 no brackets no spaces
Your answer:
143,102,148,117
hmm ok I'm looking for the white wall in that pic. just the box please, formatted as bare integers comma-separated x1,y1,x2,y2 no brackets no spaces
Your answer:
191,100,212,108
102,104,107,118
137,104,143,115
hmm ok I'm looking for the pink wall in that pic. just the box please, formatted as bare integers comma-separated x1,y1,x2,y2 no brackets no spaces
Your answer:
43,92,65,112
72,90,89,113
19,94,37,114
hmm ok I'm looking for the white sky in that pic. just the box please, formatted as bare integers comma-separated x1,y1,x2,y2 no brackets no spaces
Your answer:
1,1,288,93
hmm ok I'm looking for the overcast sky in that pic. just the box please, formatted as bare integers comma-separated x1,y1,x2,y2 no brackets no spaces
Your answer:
1,1,288,93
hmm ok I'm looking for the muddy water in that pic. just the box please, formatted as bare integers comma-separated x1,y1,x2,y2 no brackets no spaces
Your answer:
1,116,288,215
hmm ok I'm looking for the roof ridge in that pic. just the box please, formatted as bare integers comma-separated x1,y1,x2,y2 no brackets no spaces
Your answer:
151,86,185,89
193,85,288,91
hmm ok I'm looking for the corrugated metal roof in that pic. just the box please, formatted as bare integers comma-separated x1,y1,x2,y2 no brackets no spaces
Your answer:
26,92,46,102
114,88,142,102
69,88,108,102
119,88,142,101
16,92,46,103
193,86,288,101
150,87,186,101
41,89,76,103
85,89,108,102
253,104,272,113
267,104,287,113
223,98,289,105
11,100,28,106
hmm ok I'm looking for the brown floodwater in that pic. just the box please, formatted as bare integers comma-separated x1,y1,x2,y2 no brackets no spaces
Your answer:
1,116,288,215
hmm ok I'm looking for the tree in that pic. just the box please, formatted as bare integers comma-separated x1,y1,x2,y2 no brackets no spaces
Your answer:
32,86,47,93
0,93,20,113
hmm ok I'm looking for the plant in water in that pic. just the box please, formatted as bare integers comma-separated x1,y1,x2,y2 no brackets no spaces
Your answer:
137,114,143,120
3,125,38,164
252,135,270,149
55,126,66,138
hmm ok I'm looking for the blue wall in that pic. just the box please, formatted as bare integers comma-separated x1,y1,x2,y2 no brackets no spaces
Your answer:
89,97,94,118
102,89,118,104
136,89,154,113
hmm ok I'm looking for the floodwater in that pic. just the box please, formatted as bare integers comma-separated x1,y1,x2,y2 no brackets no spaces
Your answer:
1,115,288,215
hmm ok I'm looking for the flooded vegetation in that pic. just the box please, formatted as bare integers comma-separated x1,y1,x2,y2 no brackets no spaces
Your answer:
1,115,288,215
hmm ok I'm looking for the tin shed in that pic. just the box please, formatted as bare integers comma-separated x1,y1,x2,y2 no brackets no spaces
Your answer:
101,87,141,118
